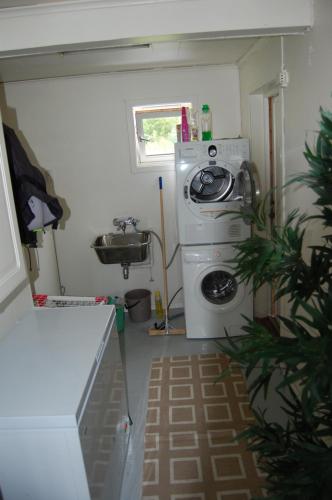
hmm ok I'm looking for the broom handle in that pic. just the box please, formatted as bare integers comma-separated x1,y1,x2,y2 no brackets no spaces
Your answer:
159,177,169,329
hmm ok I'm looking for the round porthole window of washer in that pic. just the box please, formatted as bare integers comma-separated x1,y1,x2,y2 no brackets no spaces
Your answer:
190,165,234,203
201,271,238,305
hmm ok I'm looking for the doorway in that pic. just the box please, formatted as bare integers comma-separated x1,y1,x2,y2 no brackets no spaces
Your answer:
248,88,285,331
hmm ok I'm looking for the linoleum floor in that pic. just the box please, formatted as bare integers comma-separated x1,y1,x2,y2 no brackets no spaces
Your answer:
120,310,284,500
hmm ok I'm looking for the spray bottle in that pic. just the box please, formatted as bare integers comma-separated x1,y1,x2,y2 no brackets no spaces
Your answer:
190,109,199,141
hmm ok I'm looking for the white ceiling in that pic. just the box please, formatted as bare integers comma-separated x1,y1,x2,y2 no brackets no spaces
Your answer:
0,0,310,82
0,37,261,83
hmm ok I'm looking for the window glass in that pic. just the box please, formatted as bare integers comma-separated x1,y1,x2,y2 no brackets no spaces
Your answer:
131,102,192,170
143,115,180,156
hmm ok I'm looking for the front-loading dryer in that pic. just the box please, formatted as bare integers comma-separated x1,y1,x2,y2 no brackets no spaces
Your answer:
175,139,256,245
181,244,252,339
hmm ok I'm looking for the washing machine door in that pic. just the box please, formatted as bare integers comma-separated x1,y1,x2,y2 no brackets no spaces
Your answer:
189,162,234,204
201,269,238,305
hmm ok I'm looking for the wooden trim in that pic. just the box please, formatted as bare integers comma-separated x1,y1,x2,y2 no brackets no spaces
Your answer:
135,107,183,115
148,327,185,336
268,95,277,318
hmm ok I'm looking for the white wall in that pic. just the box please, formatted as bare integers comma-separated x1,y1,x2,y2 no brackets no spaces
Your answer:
283,0,332,217
0,89,61,297
24,229,61,295
239,37,281,150
239,0,332,316
240,0,332,211
3,65,241,305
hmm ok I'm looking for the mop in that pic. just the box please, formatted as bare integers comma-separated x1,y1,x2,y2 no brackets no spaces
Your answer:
148,177,185,336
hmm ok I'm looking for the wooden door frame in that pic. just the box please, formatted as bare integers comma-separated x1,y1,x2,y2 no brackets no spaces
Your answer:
248,83,281,319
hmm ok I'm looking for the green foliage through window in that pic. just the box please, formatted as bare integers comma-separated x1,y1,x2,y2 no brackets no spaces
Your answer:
143,116,180,156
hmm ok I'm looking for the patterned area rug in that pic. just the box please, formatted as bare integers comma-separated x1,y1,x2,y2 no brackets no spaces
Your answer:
142,354,266,500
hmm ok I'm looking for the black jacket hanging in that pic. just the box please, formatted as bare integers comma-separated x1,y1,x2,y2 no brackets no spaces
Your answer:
3,124,63,247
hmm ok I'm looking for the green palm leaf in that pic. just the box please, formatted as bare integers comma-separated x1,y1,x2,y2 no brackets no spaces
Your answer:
217,106,332,498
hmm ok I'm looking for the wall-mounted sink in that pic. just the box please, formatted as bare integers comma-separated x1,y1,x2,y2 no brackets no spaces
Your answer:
91,231,150,265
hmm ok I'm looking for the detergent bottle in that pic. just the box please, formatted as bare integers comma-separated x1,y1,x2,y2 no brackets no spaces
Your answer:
154,290,164,320
201,104,212,141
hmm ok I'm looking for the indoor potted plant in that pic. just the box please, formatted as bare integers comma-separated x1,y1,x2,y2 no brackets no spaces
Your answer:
218,106,332,499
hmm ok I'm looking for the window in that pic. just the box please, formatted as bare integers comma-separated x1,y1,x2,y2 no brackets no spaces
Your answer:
127,101,192,172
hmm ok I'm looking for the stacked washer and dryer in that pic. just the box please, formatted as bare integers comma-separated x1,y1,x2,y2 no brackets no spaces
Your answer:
175,139,257,339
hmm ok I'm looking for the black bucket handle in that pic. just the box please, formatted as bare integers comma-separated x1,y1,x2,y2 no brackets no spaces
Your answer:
125,300,140,310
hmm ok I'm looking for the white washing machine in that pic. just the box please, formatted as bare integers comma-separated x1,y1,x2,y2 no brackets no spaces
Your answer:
181,244,252,339
175,139,256,245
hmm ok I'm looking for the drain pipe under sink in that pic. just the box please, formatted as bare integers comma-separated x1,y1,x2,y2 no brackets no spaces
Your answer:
121,263,130,279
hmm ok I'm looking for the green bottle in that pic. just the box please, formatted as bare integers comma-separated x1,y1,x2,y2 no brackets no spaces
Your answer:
201,104,212,141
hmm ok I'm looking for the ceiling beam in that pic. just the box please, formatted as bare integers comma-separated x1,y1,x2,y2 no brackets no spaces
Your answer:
0,0,313,55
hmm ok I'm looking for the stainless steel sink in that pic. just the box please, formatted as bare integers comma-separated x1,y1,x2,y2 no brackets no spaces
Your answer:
91,231,150,264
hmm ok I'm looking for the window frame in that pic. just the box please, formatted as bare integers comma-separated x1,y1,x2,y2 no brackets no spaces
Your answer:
136,107,183,164
126,97,196,173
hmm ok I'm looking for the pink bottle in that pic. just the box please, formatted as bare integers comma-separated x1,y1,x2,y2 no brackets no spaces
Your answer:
181,107,190,142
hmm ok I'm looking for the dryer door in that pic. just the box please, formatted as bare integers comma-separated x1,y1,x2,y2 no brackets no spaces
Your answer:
235,161,260,220
189,162,234,204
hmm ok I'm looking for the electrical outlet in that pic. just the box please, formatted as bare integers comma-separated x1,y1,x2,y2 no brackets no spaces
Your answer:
279,69,289,88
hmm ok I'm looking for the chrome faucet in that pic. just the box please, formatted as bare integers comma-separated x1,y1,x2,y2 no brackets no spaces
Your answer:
113,217,139,233
126,217,139,230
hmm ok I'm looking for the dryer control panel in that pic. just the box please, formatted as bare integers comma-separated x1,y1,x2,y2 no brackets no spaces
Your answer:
175,139,250,163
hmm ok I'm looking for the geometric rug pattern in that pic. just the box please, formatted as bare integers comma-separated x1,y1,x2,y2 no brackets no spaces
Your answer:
142,354,266,500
